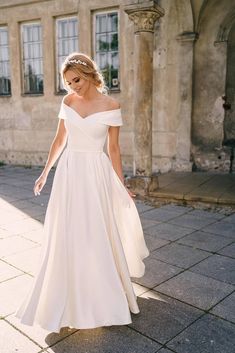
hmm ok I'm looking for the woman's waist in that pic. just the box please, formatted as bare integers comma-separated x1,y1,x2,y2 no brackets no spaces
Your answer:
66,143,104,153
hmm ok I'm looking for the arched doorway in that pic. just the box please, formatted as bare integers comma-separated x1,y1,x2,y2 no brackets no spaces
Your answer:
191,0,235,172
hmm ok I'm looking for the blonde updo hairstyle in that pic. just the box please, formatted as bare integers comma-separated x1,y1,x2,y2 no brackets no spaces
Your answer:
61,52,108,95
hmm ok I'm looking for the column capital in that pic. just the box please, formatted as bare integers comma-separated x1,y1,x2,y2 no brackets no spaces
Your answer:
124,1,164,33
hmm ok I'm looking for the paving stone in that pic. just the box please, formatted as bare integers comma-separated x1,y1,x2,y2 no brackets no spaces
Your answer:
30,194,50,207
129,290,202,344
0,235,39,258
20,206,46,219
0,193,22,202
11,199,43,210
210,291,235,323
157,204,192,215
144,234,170,252
132,283,149,296
155,271,234,310
167,314,235,353
0,208,27,223
144,222,193,241
184,191,221,203
34,213,46,223
151,243,210,268
141,209,180,222
0,218,43,235
154,188,186,200
0,227,14,239
218,193,235,204
157,349,175,353
0,260,23,282
222,213,235,223
190,254,235,285
217,242,235,258
132,257,182,288
177,231,232,252
169,214,216,230
0,185,34,200
7,315,78,349
140,218,160,230
47,325,160,353
2,179,33,188
0,199,17,212
3,246,42,276
203,221,235,239
21,229,44,244
187,209,225,220
0,274,32,316
0,320,41,353
134,200,155,213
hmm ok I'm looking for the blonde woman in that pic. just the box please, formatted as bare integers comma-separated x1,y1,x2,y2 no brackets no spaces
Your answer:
14,52,149,333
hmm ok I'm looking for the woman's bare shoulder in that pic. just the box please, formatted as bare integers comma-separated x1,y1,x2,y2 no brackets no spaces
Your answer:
102,95,120,110
63,93,75,106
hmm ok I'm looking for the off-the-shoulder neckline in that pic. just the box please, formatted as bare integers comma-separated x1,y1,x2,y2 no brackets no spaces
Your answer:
62,101,121,120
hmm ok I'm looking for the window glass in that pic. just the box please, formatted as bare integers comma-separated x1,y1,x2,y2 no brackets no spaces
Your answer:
0,26,11,96
21,22,43,94
94,12,119,90
56,16,78,92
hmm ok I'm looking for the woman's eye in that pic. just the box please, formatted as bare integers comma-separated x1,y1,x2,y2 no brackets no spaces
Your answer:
75,78,80,83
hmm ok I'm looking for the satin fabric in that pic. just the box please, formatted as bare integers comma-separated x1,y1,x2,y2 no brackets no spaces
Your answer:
14,98,149,333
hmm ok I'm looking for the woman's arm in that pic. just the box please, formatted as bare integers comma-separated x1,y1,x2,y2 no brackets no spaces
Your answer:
108,126,136,198
34,119,68,195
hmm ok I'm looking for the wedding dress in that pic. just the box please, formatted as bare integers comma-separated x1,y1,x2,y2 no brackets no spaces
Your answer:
14,98,149,333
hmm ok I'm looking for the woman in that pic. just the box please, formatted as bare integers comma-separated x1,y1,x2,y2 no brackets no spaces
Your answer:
14,52,149,333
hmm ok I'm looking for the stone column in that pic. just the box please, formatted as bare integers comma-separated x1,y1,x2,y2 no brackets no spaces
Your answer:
175,32,198,171
124,1,164,194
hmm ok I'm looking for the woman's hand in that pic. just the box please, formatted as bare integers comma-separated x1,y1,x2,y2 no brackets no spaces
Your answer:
34,174,47,196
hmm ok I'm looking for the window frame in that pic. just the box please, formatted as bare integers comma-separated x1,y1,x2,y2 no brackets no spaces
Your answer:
0,25,11,97
20,20,44,96
93,8,120,92
55,15,79,94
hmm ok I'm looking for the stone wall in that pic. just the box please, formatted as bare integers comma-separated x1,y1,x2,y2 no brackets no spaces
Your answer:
152,0,194,172
1,0,235,173
0,0,134,171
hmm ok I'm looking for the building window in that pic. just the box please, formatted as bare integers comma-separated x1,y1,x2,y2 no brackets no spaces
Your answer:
56,16,78,92
21,22,43,94
94,11,119,90
0,26,11,96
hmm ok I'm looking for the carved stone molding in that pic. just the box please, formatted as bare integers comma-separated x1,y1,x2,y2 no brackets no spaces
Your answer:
176,32,199,43
127,10,162,33
124,1,164,33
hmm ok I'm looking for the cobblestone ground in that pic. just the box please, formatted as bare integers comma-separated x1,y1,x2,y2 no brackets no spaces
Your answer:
0,166,235,353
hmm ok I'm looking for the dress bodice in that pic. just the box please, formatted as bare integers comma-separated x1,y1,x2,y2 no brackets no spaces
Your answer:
58,101,123,152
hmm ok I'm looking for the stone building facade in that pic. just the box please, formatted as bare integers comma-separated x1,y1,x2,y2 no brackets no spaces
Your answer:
0,0,235,174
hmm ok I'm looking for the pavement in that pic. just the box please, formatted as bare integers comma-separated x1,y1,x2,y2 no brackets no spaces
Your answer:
148,172,235,207
0,165,235,353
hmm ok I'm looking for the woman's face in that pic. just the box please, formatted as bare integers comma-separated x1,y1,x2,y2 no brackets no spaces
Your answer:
64,69,90,96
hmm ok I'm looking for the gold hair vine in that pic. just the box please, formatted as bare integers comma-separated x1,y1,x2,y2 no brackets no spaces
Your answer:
68,59,88,66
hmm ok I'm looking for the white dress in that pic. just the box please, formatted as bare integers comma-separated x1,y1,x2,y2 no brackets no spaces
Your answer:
14,98,150,333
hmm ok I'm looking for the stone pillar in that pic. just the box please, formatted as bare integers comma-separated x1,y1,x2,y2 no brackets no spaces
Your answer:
174,32,198,171
124,1,164,195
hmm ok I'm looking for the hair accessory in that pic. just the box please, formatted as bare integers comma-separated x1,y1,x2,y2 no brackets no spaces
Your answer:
68,59,88,66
